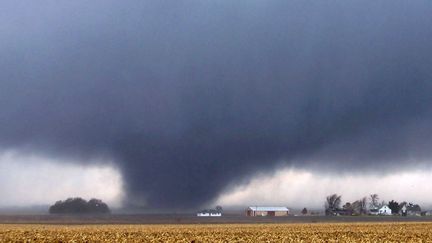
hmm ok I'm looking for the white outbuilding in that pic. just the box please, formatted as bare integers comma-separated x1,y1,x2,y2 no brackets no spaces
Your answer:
197,209,222,217
197,212,210,217
378,205,392,215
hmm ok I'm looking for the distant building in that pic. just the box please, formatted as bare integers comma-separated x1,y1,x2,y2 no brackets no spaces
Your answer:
400,203,421,216
401,205,407,216
246,206,289,216
334,209,352,216
369,208,379,215
378,205,392,215
197,209,222,217
407,204,422,216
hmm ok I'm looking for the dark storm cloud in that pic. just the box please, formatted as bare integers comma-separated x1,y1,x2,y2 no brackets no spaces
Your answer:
1,1,432,208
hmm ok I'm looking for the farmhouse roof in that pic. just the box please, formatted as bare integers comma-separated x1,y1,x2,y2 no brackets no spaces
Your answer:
198,209,220,214
379,205,390,209
247,206,289,212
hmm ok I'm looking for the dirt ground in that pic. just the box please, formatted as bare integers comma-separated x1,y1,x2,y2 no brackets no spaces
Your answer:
0,214,431,225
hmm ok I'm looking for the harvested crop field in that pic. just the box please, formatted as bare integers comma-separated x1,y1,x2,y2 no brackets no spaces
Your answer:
1,222,432,242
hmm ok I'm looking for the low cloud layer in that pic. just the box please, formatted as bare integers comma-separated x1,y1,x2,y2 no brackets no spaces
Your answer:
1,1,432,208
0,151,123,208
216,166,432,210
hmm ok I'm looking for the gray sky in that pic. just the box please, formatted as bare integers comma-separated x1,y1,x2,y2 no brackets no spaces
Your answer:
1,1,432,209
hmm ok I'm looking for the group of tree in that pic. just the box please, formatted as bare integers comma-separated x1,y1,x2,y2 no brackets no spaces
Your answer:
325,194,367,216
324,193,422,216
341,197,368,215
388,200,422,215
49,197,110,214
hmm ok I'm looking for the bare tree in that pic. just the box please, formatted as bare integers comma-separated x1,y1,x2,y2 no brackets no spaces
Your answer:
369,194,379,209
359,197,367,214
343,202,353,215
301,208,308,215
353,197,368,215
352,200,361,215
215,205,223,213
325,194,342,215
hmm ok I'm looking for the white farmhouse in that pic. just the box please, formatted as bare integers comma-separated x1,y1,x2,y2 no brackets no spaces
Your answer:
197,212,210,217
378,205,392,215
197,209,222,217
210,212,222,217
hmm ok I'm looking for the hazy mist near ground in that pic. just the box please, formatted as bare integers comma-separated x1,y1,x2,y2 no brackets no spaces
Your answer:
216,167,432,211
0,151,123,209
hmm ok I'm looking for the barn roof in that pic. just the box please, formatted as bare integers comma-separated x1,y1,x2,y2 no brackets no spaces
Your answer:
247,206,289,211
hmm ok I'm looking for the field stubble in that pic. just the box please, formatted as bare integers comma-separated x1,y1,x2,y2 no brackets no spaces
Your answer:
1,222,432,242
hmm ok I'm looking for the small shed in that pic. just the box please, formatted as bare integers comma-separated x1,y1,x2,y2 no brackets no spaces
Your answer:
246,206,289,216
369,208,379,215
378,205,392,215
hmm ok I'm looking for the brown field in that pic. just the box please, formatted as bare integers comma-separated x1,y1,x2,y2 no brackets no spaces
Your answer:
1,222,432,242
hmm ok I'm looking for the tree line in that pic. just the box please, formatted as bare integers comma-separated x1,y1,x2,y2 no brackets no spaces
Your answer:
323,193,422,216
49,197,110,214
